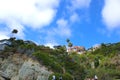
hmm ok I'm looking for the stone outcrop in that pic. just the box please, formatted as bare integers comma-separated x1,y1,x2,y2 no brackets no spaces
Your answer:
0,54,52,80
0,39,11,51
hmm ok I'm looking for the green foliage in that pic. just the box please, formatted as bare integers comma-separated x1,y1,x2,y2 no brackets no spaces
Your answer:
48,73,61,80
1,38,120,80
10,29,18,39
66,38,73,47
12,29,18,34
94,57,99,68
64,55,86,80
33,51,63,73
84,42,120,80
20,44,34,50
85,68,120,80
62,73,73,80
85,69,96,78
66,38,70,43
96,68,120,80
15,39,24,45
48,73,73,80
68,42,73,47
32,44,87,80
92,42,120,56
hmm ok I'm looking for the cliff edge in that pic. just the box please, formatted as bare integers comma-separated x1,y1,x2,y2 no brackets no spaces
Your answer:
0,53,52,80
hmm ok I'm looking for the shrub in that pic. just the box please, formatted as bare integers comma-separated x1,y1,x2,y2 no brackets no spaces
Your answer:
32,51,63,73
62,73,73,80
48,73,73,80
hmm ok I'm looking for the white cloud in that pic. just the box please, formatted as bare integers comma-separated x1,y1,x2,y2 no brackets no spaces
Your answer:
0,0,59,39
55,19,71,37
0,35,9,40
45,42,58,48
66,0,91,26
43,19,71,46
102,0,120,29
93,44,101,47
34,0,92,46
70,0,91,10
70,13,80,23
0,28,9,40
0,30,9,40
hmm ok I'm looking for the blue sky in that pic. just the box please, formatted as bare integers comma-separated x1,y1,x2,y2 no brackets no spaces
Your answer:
0,0,120,49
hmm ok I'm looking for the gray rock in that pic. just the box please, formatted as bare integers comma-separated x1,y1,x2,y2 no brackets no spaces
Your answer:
0,76,5,80
0,44,7,51
0,54,52,80
0,39,11,51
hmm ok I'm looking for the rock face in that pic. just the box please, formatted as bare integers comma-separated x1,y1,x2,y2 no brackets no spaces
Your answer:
0,39,11,51
0,54,52,80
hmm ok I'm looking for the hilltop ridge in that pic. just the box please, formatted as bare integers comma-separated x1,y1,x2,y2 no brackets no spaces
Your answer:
0,38,120,80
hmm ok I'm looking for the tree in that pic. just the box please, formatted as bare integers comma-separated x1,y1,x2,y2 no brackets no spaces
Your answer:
94,57,99,68
10,29,18,41
12,29,18,34
66,39,73,48
68,42,73,48
66,39,70,43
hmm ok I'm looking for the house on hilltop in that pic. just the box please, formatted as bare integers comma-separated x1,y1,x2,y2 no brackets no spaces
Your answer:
67,46,86,54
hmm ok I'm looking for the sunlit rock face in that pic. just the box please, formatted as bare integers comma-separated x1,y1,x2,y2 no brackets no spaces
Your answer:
0,54,52,80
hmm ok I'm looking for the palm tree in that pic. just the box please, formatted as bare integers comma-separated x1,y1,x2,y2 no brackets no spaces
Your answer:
12,29,18,34
10,29,18,40
66,38,73,47
68,42,73,48
66,38,70,43
66,39,73,54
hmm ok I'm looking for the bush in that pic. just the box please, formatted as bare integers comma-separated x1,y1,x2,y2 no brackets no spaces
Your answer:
48,73,61,80
62,73,73,80
48,73,73,80
86,68,120,80
32,51,63,73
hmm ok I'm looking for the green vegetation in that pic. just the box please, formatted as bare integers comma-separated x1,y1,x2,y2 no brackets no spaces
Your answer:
10,29,18,40
0,38,120,80
84,43,120,79
66,38,73,48
49,73,73,80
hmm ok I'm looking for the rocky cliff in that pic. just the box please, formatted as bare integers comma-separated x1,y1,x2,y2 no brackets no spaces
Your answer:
0,53,52,80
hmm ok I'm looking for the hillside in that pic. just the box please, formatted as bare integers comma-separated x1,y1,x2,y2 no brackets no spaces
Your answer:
0,39,120,80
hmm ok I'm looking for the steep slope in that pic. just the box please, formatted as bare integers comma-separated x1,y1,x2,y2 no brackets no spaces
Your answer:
0,39,120,80
0,39,52,80
0,39,85,80
0,53,52,80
